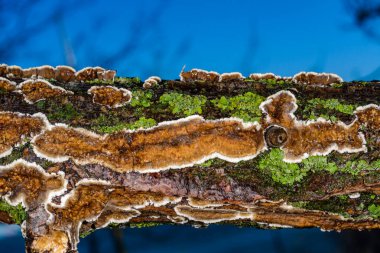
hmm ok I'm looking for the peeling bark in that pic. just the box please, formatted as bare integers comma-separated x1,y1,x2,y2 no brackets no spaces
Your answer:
0,66,379,252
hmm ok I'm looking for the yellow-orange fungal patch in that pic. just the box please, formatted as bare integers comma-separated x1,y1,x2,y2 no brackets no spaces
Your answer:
0,112,47,158
355,104,380,130
22,67,38,79
219,72,244,82
37,65,56,79
55,65,76,82
32,116,265,173
87,86,132,108
0,64,7,76
143,76,161,89
174,205,253,223
249,73,280,80
180,68,220,82
0,77,16,91
6,65,23,78
75,67,98,81
17,79,73,104
292,72,343,85
47,181,180,248
260,91,367,162
187,197,225,208
0,159,65,209
94,206,140,228
31,230,69,253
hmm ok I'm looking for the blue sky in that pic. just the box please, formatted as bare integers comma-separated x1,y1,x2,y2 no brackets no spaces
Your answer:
3,0,380,80
0,0,380,79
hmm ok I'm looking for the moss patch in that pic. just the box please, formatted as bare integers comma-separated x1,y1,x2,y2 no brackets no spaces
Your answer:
211,92,264,122
159,92,207,116
0,200,26,224
303,98,356,122
47,102,81,122
130,90,153,108
92,117,157,133
258,149,307,186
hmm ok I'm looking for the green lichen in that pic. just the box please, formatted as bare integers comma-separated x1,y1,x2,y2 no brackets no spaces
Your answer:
304,98,356,122
47,102,80,122
368,204,380,219
302,156,338,174
258,149,307,186
211,92,265,122
130,90,153,108
92,117,157,133
159,92,207,116
0,200,26,224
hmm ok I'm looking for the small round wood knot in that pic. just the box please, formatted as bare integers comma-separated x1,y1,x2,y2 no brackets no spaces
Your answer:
264,125,288,148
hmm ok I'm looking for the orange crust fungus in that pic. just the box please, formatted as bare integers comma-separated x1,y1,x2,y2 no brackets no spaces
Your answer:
260,90,367,162
0,112,47,158
292,72,343,85
30,230,69,253
32,116,265,173
47,181,180,248
87,86,132,108
17,79,73,104
0,77,16,91
143,76,161,89
55,66,76,82
0,159,65,209
6,65,23,78
180,68,220,82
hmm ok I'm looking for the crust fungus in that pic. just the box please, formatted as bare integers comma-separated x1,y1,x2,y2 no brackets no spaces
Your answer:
6,65,23,78
249,73,280,80
0,159,65,210
0,77,16,91
260,91,367,162
22,67,38,79
17,79,73,104
355,104,380,130
0,112,47,158
180,68,220,82
187,197,225,208
102,70,116,82
0,64,7,76
55,65,76,82
174,205,253,224
30,230,69,253
75,67,98,81
143,76,161,89
36,65,56,79
219,72,245,82
32,116,265,173
87,86,132,108
47,181,180,249
292,72,343,85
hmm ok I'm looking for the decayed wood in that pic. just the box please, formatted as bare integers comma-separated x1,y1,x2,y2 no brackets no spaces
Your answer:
0,65,379,253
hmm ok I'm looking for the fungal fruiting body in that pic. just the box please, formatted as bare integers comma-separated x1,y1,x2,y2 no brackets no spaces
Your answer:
32,116,265,173
143,76,161,89
87,86,132,108
0,112,47,158
17,79,73,104
0,77,16,91
292,72,343,85
260,90,367,162
180,68,220,82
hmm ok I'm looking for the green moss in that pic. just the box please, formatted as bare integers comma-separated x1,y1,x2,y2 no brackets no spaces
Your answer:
339,160,377,176
130,90,153,108
302,156,338,174
304,98,356,122
79,229,95,238
129,222,163,228
35,100,46,110
47,102,80,121
368,204,380,219
258,149,307,186
0,146,25,165
211,92,265,122
199,159,214,168
0,200,26,224
92,117,156,133
159,92,207,116
115,77,141,86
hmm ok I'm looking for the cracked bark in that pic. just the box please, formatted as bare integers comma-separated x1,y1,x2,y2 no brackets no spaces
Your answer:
0,75,379,253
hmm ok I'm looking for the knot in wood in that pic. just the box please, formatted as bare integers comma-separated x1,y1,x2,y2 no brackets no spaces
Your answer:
264,125,288,148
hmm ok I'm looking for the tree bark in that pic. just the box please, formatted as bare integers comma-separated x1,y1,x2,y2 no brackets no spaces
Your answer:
0,73,379,252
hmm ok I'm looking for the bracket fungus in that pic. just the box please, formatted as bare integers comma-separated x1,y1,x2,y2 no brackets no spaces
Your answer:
292,72,343,85
87,86,132,108
143,76,161,89
17,79,73,104
0,77,16,91
0,112,47,158
180,68,220,82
